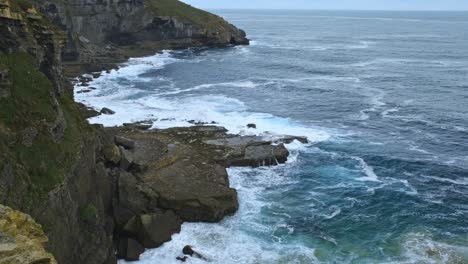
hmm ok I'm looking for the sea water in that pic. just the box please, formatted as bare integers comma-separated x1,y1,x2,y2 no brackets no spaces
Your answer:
75,10,468,264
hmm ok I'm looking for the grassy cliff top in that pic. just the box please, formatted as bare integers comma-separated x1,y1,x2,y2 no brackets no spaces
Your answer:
146,0,232,31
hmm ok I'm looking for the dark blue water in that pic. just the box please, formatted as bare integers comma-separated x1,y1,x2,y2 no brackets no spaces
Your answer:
76,10,468,264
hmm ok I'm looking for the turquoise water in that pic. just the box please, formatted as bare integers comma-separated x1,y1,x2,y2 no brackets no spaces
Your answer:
76,10,468,263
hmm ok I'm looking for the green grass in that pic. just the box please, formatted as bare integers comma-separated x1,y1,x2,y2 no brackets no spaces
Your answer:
0,53,90,209
80,204,98,222
146,0,228,31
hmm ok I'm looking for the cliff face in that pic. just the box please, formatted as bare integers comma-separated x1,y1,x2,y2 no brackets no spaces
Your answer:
0,1,116,263
38,0,248,74
0,0,249,263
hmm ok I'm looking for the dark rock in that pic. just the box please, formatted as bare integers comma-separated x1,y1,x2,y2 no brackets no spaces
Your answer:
247,123,256,129
115,136,136,149
114,172,155,228
182,245,207,260
123,122,153,130
244,143,289,166
150,158,238,222
176,256,188,262
76,89,92,94
183,245,194,256
117,237,145,261
100,107,115,115
204,135,290,167
76,102,100,118
123,211,182,248
119,147,134,170
276,135,309,144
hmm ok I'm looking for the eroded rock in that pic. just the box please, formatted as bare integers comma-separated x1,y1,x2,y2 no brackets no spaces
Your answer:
0,204,57,264
122,211,182,248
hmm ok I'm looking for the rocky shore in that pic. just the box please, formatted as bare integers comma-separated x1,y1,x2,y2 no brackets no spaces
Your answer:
92,123,307,261
0,0,308,263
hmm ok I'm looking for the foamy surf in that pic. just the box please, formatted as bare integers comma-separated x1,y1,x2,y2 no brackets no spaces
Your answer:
119,149,319,264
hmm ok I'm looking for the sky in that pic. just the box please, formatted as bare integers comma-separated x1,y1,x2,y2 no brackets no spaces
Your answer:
181,0,468,11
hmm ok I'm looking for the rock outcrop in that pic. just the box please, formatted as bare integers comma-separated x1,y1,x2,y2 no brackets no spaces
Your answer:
0,204,57,264
104,125,301,260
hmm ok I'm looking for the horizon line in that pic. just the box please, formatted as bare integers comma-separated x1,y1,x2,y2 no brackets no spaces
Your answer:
200,7,468,12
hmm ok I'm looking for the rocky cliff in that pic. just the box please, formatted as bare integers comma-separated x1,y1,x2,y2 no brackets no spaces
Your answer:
0,204,57,264
38,0,248,74
0,0,252,263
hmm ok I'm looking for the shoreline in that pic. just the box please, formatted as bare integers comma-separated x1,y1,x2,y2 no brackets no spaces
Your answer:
71,47,311,262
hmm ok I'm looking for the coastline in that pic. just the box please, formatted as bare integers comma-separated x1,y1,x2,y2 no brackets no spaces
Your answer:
73,59,310,260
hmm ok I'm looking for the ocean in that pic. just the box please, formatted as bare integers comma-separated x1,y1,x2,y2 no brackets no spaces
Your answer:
74,10,468,264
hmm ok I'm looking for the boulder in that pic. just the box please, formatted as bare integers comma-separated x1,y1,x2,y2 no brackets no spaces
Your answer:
230,143,289,167
76,103,100,118
247,123,256,129
115,136,136,149
100,107,115,115
123,211,182,248
146,157,238,222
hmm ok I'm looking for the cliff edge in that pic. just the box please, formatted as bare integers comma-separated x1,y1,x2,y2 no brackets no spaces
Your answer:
0,0,250,263
38,0,249,74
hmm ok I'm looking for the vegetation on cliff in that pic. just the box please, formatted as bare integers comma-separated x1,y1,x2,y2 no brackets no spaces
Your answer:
0,52,88,210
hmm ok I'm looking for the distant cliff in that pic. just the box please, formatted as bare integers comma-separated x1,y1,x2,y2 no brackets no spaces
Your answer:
38,0,249,74
0,0,248,263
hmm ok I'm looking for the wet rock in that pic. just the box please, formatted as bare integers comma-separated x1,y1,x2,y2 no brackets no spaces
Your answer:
243,143,289,166
76,89,92,94
176,256,188,262
91,72,101,78
100,107,115,115
247,123,256,129
275,135,309,144
182,245,208,260
122,211,182,248
117,237,145,261
76,102,100,118
123,122,153,130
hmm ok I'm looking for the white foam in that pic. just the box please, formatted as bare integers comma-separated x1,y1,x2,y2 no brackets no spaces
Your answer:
323,207,342,219
423,175,468,186
153,81,258,96
395,232,468,264
352,157,381,182
381,107,400,118
121,161,318,264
